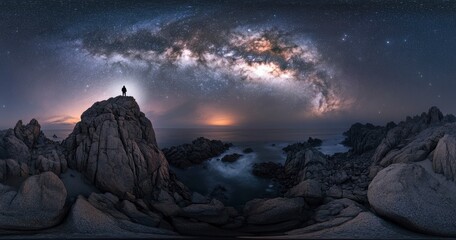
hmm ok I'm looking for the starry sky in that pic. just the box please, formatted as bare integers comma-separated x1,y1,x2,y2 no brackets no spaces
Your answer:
1,0,456,129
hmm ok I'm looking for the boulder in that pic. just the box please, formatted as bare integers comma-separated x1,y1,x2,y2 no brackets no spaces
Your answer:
221,153,243,163
0,172,67,230
191,192,210,204
243,197,308,225
342,123,390,154
13,119,41,149
120,200,161,227
0,130,30,163
242,148,254,153
252,162,284,179
285,179,323,204
63,96,171,198
162,137,232,168
371,107,456,168
368,162,456,236
432,134,456,181
180,199,229,225
63,196,174,236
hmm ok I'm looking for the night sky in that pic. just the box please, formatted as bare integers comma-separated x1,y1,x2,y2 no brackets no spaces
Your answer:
1,0,456,129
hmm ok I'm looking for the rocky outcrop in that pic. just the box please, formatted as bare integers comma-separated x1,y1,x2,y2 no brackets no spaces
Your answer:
0,119,66,178
432,134,456,181
0,172,67,230
61,195,176,237
252,162,284,179
221,153,243,163
288,198,364,235
285,179,322,205
368,162,456,236
243,197,308,226
371,107,455,169
63,96,172,198
162,137,232,168
342,122,393,154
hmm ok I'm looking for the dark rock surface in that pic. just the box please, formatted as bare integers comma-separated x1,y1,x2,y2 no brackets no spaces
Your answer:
242,148,254,153
221,153,243,163
252,162,284,179
162,137,232,168
342,122,393,154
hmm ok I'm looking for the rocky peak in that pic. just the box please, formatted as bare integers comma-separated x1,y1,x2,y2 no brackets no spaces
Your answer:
63,96,169,199
14,119,41,149
427,106,444,124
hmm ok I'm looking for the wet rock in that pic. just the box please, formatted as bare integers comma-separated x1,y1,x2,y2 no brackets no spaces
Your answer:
242,148,254,153
162,137,232,168
221,153,243,163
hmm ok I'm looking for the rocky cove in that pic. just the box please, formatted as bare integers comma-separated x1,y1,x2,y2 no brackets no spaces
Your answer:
0,97,455,238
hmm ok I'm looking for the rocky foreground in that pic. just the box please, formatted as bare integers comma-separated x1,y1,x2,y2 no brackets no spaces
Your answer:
0,98,456,238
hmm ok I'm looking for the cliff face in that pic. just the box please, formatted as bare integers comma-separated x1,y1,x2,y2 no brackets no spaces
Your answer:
63,96,170,198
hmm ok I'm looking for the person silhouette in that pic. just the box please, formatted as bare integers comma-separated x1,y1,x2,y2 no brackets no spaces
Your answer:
122,85,127,96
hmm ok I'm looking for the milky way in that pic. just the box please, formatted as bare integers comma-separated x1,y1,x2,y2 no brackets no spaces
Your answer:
1,1,456,129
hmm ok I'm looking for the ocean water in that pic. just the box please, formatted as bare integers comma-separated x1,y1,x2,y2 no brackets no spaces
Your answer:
43,128,349,207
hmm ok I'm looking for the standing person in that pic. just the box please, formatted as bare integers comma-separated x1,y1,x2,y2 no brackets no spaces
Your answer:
122,85,127,96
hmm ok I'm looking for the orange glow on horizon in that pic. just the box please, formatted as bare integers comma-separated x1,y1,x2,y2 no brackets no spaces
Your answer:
206,116,236,126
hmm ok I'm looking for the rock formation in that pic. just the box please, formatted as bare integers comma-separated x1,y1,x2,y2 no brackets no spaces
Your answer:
63,96,172,198
0,172,67,230
162,137,232,168
368,162,456,236
0,119,67,179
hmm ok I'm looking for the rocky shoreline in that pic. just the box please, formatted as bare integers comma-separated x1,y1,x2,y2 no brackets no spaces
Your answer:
0,97,455,238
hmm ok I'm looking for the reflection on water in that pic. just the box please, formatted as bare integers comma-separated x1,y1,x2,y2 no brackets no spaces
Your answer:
43,128,349,207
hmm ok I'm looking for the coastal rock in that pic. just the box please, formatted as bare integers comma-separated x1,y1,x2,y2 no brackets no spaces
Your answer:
432,134,456,181
180,199,229,225
63,96,171,198
221,153,243,163
63,195,175,236
371,107,455,168
285,179,323,205
284,149,327,182
252,162,284,179
342,123,391,154
282,138,322,157
243,197,308,225
0,119,67,177
162,137,232,168
0,172,67,230
368,162,456,236
374,126,445,167
289,198,364,234
242,148,254,153
0,129,31,163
